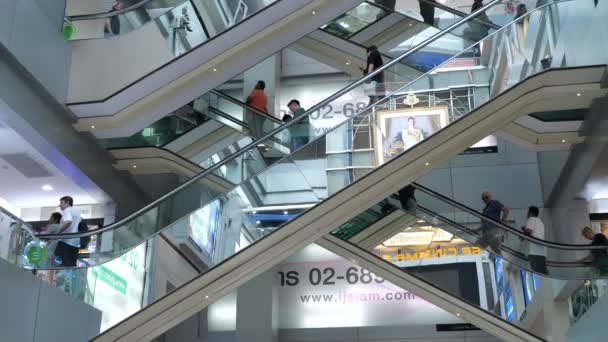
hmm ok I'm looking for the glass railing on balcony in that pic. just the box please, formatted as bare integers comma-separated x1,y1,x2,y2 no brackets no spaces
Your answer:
4,0,599,335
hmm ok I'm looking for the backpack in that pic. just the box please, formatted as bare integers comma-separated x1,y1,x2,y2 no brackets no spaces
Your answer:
78,219,91,249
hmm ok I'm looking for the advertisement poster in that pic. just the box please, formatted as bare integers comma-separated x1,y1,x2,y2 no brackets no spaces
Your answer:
279,83,369,138
277,244,460,329
189,200,220,257
87,243,147,331
374,107,449,165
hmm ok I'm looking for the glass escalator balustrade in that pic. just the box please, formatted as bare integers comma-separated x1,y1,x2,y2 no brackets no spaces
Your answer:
64,0,278,58
4,0,604,335
328,188,608,339
320,0,503,75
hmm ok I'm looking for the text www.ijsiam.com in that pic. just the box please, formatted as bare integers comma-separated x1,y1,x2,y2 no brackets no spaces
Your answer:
300,291,416,304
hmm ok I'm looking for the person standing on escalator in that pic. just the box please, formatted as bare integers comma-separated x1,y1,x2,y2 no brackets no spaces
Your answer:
477,191,510,256
104,2,123,37
373,0,396,19
522,206,548,275
245,80,269,139
362,46,384,107
55,196,82,267
419,0,436,25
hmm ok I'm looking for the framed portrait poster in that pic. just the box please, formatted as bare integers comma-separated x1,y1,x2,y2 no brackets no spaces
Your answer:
374,107,449,165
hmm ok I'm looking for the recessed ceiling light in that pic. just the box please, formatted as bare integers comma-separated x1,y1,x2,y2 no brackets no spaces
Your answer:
345,61,351,65
561,139,566,143
132,165,137,169
205,295,209,299
425,162,430,166
311,10,317,15
212,68,217,72
41,184,53,191
90,125,96,129
456,313,461,317
577,93,581,97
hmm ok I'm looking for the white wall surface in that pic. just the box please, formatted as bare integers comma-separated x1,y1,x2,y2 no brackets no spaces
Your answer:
0,258,102,342
0,0,71,102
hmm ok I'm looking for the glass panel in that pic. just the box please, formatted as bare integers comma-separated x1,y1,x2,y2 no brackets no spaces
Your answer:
99,108,209,149
65,0,279,56
569,279,608,324
328,187,608,340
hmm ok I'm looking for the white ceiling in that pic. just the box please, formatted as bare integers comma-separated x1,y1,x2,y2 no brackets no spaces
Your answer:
0,120,98,209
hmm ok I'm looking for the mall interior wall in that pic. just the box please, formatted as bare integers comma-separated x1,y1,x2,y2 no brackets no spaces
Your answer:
0,258,101,342
0,45,148,220
0,0,70,103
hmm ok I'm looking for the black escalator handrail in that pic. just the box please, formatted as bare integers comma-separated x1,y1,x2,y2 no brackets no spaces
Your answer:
66,0,156,21
211,90,284,125
411,183,607,250
37,0,504,240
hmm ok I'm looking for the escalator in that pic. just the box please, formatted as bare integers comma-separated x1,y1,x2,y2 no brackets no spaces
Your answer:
70,0,502,140
65,0,362,128
320,179,608,341
295,0,500,82
3,1,606,340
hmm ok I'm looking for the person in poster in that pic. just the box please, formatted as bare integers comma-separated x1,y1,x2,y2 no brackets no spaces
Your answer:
401,117,424,149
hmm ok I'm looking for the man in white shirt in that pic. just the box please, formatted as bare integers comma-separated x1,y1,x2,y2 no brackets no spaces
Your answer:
522,206,548,275
54,196,81,267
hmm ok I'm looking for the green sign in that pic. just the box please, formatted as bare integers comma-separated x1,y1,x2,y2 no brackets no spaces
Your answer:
63,22,76,40
92,265,127,295
25,244,46,267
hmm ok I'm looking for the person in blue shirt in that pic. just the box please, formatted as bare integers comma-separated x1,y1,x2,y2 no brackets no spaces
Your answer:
477,191,510,255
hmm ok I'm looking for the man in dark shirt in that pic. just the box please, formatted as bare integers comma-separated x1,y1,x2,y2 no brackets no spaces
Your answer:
477,191,510,255
582,226,608,264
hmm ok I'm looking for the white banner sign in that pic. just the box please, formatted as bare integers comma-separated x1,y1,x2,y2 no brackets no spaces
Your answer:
277,245,460,329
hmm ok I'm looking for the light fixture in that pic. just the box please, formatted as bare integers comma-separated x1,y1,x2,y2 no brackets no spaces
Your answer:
561,139,566,143
345,61,351,65
132,165,137,169
212,68,217,72
456,313,461,317
311,10,317,15
409,23,413,27
252,211,257,214
90,125,96,129
283,210,288,215
256,220,261,225
577,93,581,97
425,162,430,166
205,295,209,299
41,184,54,191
